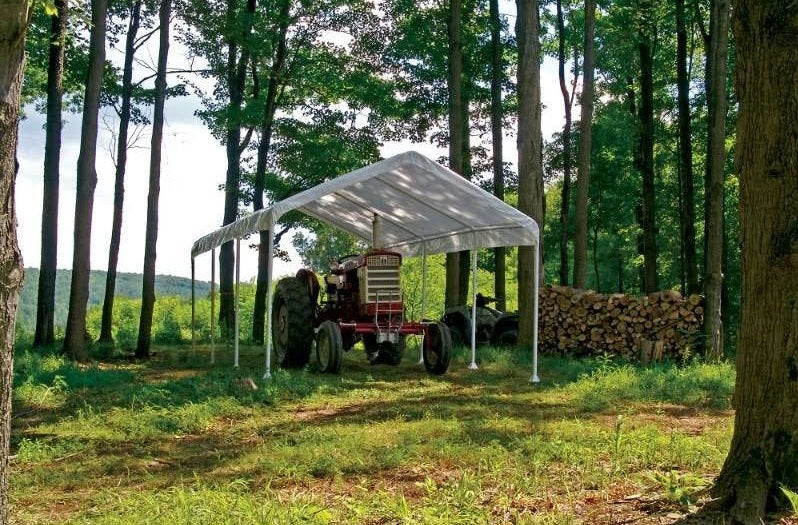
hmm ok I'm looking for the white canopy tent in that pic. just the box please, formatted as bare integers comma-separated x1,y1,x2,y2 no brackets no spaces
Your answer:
190,151,541,382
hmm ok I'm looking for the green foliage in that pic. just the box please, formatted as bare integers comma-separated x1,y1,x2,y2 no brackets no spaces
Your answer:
16,268,211,336
781,485,798,515
563,358,735,411
645,470,709,508
10,348,736,524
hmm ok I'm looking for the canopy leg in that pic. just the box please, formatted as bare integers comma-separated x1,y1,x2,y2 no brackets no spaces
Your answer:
530,242,541,383
210,248,216,365
264,229,274,380
234,238,240,369
191,257,196,355
469,248,478,370
418,244,427,364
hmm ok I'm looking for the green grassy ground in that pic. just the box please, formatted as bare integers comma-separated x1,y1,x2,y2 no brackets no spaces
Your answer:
10,343,738,524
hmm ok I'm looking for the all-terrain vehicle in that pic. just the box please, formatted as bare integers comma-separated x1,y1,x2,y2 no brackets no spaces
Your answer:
441,294,519,347
271,249,452,375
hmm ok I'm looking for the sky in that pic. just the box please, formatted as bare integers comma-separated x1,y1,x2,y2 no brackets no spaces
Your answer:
16,9,569,284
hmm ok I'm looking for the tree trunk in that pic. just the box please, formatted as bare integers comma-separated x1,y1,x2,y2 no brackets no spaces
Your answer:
252,0,289,344
34,0,67,348
457,97,471,306
219,0,255,339
136,0,171,358
703,0,729,361
516,0,545,348
445,0,464,309
573,0,595,290
638,11,658,294
0,6,29,524
489,0,506,312
64,0,107,362
676,0,698,295
711,1,798,520
100,0,143,344
556,0,574,287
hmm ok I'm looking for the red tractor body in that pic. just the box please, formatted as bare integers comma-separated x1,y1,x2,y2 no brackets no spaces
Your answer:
271,249,451,375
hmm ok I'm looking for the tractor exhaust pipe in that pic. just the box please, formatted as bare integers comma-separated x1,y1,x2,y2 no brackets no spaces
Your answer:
372,213,382,249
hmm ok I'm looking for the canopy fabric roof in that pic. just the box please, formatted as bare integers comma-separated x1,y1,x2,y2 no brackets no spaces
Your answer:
191,151,539,259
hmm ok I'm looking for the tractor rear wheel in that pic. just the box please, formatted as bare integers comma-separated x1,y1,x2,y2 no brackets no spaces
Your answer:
272,276,314,368
423,322,452,375
316,321,343,374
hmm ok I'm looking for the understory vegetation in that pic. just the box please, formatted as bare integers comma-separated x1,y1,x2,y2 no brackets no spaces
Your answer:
10,344,744,524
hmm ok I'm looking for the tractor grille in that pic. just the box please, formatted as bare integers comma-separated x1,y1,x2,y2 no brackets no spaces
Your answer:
362,255,401,303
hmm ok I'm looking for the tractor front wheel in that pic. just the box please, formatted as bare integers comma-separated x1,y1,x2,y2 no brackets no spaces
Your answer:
272,277,314,368
423,323,452,375
316,321,343,374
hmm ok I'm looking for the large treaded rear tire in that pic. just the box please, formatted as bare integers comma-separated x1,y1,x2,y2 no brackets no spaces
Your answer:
272,276,314,368
423,322,452,375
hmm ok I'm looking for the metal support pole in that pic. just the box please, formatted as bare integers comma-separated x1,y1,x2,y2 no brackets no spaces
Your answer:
234,238,240,368
210,248,216,365
191,257,196,352
469,248,478,370
418,243,428,364
264,228,275,380
530,241,541,383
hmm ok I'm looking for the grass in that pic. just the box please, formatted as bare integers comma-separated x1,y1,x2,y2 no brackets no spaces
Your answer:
10,342,738,524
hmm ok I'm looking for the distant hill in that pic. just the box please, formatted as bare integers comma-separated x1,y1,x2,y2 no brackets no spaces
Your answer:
17,268,211,332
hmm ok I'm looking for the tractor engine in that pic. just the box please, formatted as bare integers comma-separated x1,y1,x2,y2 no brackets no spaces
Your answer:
322,250,403,322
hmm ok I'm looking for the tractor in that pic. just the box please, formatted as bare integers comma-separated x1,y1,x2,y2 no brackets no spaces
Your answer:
270,248,452,375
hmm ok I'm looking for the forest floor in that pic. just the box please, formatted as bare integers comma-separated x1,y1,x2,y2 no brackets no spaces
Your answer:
8,342,795,524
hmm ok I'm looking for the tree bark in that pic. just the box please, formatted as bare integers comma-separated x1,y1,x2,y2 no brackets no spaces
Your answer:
516,0,545,348
64,0,107,362
457,96,471,306
219,0,256,339
0,5,29,523
445,0,464,309
638,10,658,294
676,0,698,295
100,0,143,344
711,1,798,520
573,0,595,290
34,0,67,347
252,0,289,344
489,0,506,311
703,0,729,361
136,0,171,358
556,0,573,287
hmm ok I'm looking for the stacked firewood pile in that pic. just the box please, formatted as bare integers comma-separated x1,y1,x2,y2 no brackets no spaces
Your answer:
539,285,704,361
